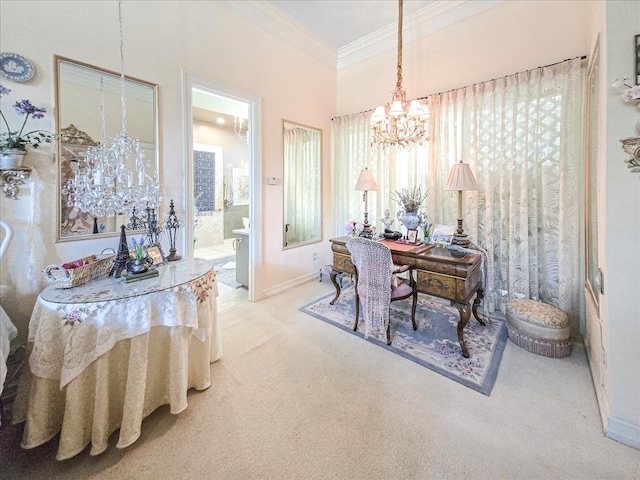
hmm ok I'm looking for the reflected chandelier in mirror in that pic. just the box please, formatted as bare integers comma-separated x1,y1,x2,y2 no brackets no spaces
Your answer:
55,56,159,241
283,120,322,248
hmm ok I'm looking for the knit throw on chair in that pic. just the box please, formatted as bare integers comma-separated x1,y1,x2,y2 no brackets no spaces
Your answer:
346,237,393,339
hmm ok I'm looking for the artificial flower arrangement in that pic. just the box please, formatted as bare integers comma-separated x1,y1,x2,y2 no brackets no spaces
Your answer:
0,85,55,154
129,236,148,261
612,77,640,108
393,186,428,212
345,221,364,236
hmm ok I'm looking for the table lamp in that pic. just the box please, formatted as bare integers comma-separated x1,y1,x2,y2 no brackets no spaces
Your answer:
354,167,378,238
445,160,478,247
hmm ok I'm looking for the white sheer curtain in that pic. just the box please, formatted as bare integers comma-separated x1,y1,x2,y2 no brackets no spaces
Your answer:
332,58,585,321
284,126,321,245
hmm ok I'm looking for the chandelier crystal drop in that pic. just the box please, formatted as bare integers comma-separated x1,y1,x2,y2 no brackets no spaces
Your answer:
370,0,429,149
62,1,160,219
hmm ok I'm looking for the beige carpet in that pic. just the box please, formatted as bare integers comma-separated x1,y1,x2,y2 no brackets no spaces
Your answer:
1,280,638,479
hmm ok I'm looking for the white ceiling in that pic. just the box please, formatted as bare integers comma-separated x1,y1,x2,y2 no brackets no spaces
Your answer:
269,0,437,49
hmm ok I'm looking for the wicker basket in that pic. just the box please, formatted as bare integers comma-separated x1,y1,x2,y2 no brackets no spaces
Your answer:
43,248,116,289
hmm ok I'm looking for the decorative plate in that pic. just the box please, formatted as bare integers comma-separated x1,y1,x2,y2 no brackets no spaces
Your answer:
0,52,35,82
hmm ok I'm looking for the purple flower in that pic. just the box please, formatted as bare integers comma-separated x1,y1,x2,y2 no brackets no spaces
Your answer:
13,100,47,117
0,91,54,153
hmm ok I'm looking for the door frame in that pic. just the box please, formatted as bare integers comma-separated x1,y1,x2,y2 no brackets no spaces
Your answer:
181,70,263,302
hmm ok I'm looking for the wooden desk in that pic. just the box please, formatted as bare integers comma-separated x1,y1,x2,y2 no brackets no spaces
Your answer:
329,236,485,358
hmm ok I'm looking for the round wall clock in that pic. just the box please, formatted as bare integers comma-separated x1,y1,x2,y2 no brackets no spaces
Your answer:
0,52,35,82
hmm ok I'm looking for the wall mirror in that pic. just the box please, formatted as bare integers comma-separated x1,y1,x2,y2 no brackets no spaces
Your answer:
55,55,159,241
283,120,322,248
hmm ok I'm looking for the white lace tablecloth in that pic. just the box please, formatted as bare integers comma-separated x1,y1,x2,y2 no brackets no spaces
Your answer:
13,257,221,459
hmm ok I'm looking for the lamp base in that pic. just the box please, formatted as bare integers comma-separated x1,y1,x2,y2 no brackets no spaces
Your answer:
451,233,471,248
359,212,375,239
359,225,374,239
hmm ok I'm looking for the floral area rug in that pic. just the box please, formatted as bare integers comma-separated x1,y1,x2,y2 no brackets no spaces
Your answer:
300,287,508,395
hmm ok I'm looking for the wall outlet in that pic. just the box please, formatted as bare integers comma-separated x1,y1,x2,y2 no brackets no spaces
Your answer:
312,252,318,261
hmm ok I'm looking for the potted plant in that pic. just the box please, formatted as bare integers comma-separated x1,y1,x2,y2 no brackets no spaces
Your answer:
126,236,153,274
0,85,55,168
394,186,428,231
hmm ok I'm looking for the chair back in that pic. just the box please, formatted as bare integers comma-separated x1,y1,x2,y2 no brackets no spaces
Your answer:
346,237,393,338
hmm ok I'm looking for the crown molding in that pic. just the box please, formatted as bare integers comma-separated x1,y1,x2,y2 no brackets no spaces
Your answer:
338,0,503,70
220,0,337,69
221,0,502,71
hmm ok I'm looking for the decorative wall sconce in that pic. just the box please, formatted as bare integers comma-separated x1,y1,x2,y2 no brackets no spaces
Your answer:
621,137,640,175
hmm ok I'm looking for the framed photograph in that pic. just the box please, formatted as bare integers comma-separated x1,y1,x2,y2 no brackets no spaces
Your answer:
146,244,166,266
406,229,418,244
635,34,640,84
430,224,455,245
232,168,249,205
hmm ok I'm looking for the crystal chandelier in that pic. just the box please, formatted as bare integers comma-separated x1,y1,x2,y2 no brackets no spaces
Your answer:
62,1,160,218
234,116,248,144
370,0,429,149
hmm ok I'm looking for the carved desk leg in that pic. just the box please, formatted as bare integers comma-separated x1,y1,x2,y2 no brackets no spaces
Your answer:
472,287,487,325
451,301,471,358
329,269,342,305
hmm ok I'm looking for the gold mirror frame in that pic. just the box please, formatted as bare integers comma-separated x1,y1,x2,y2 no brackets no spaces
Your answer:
283,120,322,249
55,55,159,242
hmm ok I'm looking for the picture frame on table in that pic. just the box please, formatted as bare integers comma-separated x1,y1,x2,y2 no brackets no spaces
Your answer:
146,244,166,266
635,34,640,84
430,224,455,245
406,229,418,244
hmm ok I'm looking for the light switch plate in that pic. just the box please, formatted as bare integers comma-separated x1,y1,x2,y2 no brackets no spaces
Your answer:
266,176,277,185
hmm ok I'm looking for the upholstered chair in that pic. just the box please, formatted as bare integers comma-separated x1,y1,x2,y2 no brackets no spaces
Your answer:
346,237,417,345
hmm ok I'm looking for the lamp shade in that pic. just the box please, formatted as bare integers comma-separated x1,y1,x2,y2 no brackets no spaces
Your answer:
355,168,378,191
445,161,478,191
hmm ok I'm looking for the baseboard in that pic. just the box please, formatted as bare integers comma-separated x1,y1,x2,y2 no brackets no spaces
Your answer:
606,416,640,450
262,271,317,298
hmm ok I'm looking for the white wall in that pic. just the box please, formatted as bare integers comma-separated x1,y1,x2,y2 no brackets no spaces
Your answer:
0,0,336,342
602,0,640,449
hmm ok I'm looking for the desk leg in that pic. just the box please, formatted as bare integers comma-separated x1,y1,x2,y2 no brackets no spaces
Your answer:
451,301,471,358
329,269,342,305
472,288,487,325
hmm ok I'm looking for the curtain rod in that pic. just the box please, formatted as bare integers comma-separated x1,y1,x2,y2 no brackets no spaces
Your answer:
331,55,587,121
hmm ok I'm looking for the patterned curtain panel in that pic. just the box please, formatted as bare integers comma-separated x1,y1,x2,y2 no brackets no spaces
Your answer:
332,58,585,322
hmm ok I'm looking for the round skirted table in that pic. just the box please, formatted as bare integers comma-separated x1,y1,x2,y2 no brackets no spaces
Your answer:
13,257,221,460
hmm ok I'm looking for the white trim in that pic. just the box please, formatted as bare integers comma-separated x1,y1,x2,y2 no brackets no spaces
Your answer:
181,70,263,302
222,0,502,70
606,416,640,450
339,0,503,69
262,272,318,298
221,0,337,68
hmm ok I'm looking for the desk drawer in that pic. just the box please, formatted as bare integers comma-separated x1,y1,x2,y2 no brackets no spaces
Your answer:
416,270,458,298
333,253,355,274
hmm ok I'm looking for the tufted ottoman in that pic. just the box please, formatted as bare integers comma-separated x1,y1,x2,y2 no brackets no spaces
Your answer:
505,299,572,358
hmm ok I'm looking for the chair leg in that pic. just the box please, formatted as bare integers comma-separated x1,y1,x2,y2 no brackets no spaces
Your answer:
353,293,360,332
411,291,418,330
386,312,392,345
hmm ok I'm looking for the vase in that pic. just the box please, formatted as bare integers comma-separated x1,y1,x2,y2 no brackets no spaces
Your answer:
126,258,151,274
0,149,27,169
398,211,421,230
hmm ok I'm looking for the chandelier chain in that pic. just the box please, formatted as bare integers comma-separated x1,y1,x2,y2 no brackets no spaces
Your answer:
396,0,403,89
118,0,127,136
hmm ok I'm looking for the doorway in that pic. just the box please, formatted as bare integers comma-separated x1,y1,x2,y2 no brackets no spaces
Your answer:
182,72,262,304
